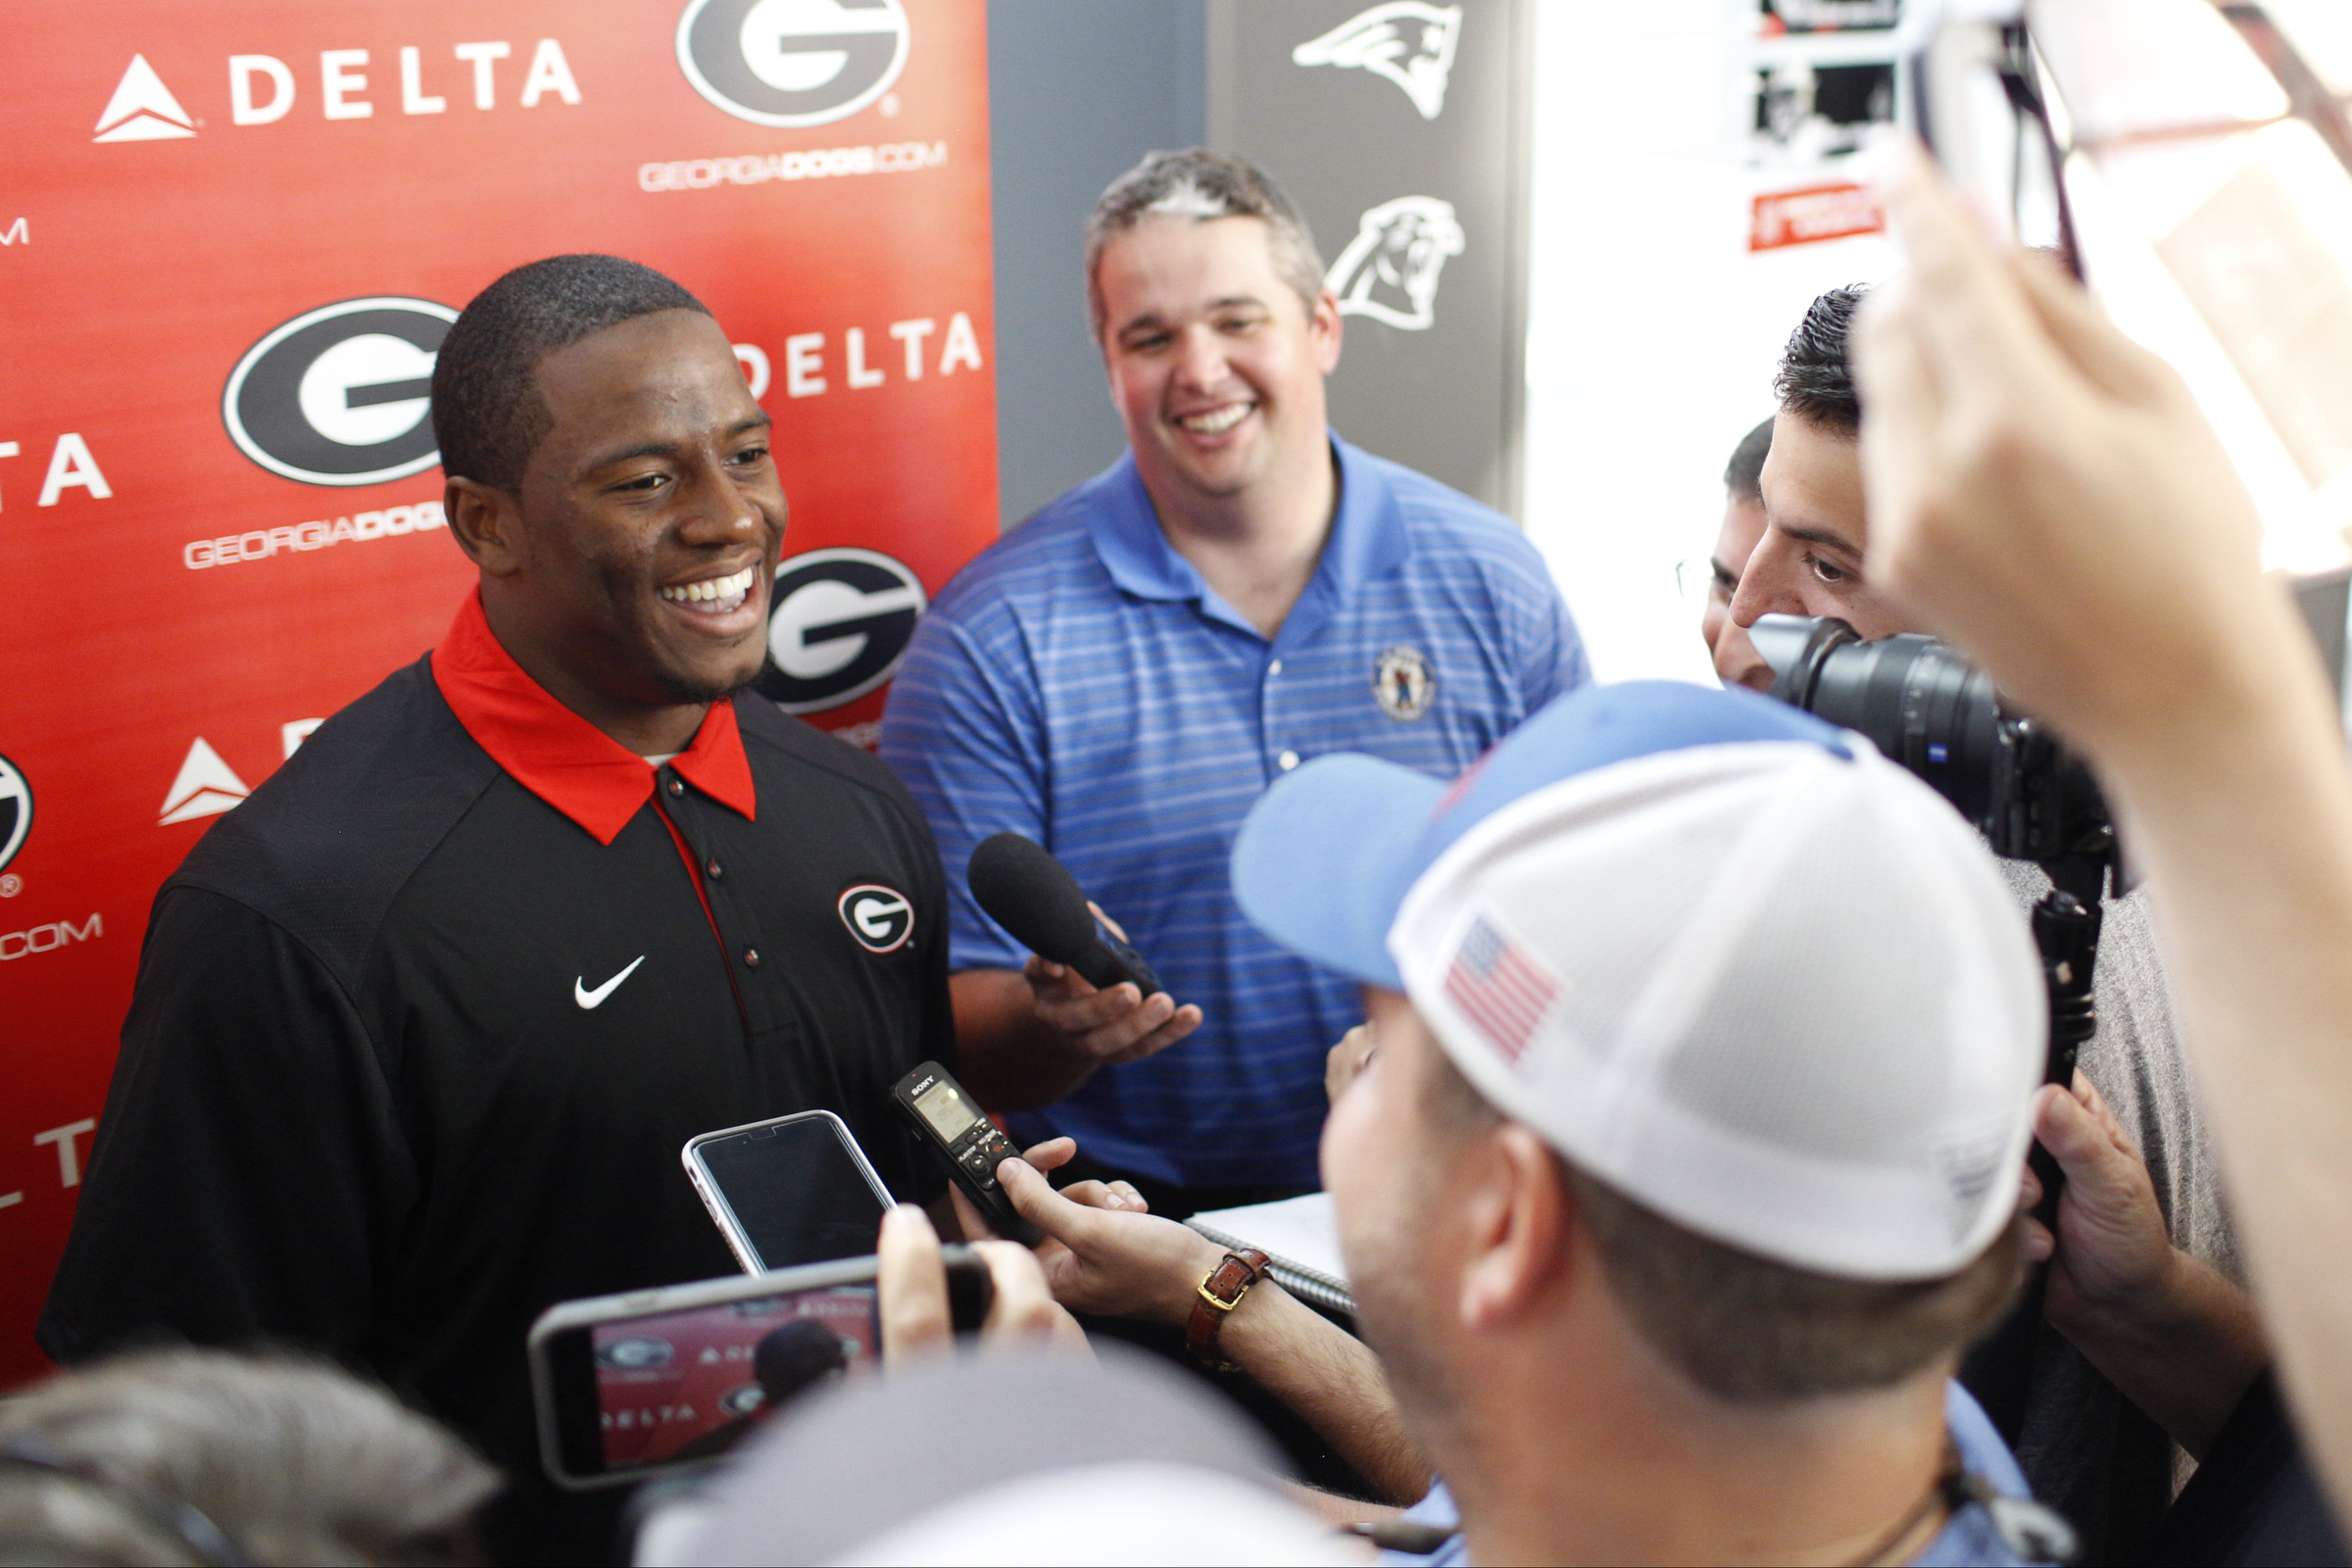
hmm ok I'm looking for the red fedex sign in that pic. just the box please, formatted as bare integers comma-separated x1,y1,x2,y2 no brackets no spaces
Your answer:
0,0,997,1386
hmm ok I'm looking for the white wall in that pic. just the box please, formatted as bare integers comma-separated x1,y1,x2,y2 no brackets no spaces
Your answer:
1520,0,1898,685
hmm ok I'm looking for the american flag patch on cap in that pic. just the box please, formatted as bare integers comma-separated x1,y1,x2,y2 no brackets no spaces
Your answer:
1443,915,1557,1061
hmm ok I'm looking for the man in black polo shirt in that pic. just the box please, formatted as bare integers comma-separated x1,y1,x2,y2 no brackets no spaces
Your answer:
38,256,952,1562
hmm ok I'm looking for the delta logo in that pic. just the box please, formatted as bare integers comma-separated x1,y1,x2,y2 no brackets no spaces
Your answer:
159,738,250,826
92,55,194,142
92,39,580,145
159,722,322,827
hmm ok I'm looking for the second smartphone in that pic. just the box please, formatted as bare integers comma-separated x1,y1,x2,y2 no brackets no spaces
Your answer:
529,1250,995,1489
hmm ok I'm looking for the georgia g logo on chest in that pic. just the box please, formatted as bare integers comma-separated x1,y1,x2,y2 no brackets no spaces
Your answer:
838,884,915,954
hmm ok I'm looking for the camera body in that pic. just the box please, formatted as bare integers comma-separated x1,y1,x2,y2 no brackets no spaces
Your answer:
1755,614,2117,876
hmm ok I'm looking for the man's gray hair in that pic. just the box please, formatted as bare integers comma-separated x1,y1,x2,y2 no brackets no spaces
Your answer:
0,1348,498,1566
1085,149,1326,341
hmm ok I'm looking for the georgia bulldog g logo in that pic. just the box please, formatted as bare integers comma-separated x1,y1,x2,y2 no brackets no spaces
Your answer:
838,883,914,953
676,0,911,128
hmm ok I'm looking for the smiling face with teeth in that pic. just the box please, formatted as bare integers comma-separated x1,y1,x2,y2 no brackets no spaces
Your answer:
445,309,787,757
1098,215,1343,519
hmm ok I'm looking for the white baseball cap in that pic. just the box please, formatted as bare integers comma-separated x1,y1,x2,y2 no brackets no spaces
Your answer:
665,1348,1348,1566
1232,682,2044,1281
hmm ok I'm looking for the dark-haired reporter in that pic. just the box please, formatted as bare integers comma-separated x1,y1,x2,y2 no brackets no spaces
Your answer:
1729,280,2248,1558
39,256,953,1564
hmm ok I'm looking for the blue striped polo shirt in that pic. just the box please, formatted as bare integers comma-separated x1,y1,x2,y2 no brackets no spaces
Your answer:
878,436,1588,1186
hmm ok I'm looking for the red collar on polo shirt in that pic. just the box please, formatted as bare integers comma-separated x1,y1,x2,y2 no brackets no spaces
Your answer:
430,592,759,845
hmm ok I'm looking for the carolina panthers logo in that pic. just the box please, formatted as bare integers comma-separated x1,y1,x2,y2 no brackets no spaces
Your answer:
1325,197,1466,332
838,883,914,954
1292,3,1462,121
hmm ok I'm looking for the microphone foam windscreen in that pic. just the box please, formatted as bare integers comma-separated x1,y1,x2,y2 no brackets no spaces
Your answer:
967,832,1100,964
755,1316,850,1404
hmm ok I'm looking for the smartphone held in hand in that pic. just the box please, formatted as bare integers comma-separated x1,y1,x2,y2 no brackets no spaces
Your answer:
529,1250,996,1489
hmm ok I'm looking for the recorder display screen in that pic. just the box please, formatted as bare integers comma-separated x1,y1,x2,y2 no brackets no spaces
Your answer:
913,1079,982,1143
591,1285,878,1468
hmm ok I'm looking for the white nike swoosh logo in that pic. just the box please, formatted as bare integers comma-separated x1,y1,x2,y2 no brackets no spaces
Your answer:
574,956,646,1009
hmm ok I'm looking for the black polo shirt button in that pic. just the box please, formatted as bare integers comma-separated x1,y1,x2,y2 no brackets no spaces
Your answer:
706,858,723,879
742,947,761,969
666,776,685,796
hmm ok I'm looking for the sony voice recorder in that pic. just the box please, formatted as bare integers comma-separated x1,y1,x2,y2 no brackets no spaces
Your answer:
891,1060,1045,1246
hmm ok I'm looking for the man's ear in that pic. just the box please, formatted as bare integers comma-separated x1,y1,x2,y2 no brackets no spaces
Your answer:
444,477,525,576
1455,1124,1571,1332
1312,287,1344,374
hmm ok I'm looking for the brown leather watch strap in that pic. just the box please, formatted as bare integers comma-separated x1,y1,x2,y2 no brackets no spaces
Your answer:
1186,1248,1272,1372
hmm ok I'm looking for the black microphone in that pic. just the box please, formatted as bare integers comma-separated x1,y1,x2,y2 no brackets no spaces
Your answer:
966,832,1164,998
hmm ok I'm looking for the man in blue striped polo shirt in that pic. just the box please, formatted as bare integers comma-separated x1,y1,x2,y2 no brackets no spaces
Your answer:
880,150,1586,1213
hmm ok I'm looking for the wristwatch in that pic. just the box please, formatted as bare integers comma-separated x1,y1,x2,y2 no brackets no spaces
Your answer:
1187,1248,1272,1372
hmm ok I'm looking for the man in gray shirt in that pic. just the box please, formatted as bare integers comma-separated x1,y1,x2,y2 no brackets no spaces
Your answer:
1725,285,2261,1560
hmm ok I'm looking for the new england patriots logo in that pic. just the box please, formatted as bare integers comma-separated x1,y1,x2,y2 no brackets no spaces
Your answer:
1293,3,1462,121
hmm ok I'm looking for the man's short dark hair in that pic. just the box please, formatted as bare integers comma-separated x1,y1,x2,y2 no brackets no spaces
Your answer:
1724,416,1775,502
1421,1030,2020,1403
1085,149,1325,341
431,254,710,489
1774,285,1869,436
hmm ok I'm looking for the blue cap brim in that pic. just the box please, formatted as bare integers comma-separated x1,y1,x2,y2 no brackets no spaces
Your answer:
1229,683,1852,991
1230,754,1443,991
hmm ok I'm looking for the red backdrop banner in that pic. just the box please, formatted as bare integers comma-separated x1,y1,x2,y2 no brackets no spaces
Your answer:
0,0,997,1387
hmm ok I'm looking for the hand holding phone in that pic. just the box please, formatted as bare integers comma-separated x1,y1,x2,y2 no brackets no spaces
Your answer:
530,1250,994,1490
876,1202,1087,1362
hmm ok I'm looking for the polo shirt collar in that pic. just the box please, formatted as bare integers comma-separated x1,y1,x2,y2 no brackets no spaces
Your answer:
430,592,758,846
1088,435,1411,646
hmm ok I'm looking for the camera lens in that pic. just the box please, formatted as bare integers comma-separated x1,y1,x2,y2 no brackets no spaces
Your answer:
1766,617,2004,829
1806,634,2003,823
1758,614,2116,872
